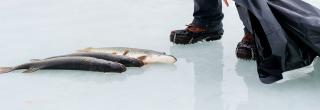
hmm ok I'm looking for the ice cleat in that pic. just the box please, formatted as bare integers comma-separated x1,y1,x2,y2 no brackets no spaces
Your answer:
236,33,257,60
170,24,223,44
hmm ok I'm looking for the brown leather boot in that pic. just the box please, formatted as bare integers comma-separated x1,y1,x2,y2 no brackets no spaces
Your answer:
236,33,257,60
170,24,223,44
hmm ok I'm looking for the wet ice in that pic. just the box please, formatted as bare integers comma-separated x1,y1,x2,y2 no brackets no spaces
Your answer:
0,0,319,110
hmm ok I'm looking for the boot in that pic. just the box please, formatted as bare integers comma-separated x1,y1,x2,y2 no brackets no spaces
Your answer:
170,24,223,44
236,33,257,60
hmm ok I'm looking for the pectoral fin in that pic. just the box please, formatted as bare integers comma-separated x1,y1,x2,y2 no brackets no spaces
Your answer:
137,56,147,61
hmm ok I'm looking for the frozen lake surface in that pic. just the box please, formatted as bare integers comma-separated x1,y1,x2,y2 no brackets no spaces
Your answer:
0,0,320,110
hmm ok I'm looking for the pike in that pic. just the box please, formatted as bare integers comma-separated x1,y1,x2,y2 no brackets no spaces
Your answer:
0,56,126,74
35,52,144,67
77,47,177,64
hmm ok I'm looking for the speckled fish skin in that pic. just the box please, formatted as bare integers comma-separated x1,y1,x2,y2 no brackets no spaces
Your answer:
78,47,166,56
78,47,177,64
46,52,144,67
0,56,126,74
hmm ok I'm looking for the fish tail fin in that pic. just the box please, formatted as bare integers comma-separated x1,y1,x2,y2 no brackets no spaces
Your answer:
0,67,13,74
77,47,93,52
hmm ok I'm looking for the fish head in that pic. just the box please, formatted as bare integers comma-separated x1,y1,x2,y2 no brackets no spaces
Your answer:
160,55,177,64
141,55,177,64
132,59,145,67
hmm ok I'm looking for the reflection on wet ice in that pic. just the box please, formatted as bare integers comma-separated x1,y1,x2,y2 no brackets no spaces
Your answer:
171,41,223,110
235,57,320,110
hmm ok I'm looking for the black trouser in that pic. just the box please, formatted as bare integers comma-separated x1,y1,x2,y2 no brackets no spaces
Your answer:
192,0,224,32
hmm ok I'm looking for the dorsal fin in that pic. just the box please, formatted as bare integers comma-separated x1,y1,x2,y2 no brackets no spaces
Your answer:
123,50,129,56
30,59,42,62
77,47,93,52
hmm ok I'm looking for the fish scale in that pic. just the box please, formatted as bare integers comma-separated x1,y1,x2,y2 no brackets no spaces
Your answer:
43,52,144,67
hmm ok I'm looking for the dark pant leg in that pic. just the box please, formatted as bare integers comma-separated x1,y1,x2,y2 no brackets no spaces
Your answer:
236,4,252,34
244,27,250,34
192,0,224,31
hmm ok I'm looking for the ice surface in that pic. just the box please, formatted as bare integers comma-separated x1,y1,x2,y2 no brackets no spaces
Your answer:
0,0,319,110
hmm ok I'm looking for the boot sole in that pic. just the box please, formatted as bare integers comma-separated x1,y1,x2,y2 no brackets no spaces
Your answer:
235,42,257,60
170,32,222,44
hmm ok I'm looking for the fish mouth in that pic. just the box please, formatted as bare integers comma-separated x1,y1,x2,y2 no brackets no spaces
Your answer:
168,55,178,63
119,65,127,73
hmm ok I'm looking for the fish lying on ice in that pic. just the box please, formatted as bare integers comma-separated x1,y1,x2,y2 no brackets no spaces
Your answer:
77,47,177,64
0,56,126,74
36,52,144,67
